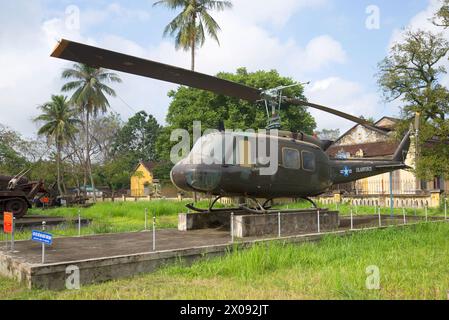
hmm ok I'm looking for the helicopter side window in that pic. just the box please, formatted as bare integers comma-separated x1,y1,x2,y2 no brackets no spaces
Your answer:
282,148,300,169
302,150,316,172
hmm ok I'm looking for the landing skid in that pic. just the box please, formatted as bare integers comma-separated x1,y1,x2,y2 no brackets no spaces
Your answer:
185,196,317,214
186,196,241,213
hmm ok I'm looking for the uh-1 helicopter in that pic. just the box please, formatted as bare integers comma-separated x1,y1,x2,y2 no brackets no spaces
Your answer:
50,39,411,213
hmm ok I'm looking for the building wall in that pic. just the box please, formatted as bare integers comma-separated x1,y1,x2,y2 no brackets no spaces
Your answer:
335,125,389,146
130,164,153,197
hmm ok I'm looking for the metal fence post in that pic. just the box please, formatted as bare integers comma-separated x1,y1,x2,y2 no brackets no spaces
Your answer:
278,212,281,238
152,215,156,252
403,207,406,225
317,209,321,233
378,206,382,228
42,221,46,264
231,212,234,243
78,209,81,237
11,217,15,252
414,201,417,217
350,209,354,230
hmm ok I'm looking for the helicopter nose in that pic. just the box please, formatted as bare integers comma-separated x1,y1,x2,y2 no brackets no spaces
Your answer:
170,163,190,192
170,163,222,193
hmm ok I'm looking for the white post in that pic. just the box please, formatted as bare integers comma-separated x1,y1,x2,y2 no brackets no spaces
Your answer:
11,217,15,252
317,209,321,233
414,201,417,217
378,207,382,227
403,207,406,225
278,212,281,238
152,215,156,252
350,209,354,230
78,209,81,237
231,212,234,243
42,221,46,264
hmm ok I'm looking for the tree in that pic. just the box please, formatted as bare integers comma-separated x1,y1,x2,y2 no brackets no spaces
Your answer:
95,155,133,195
61,63,122,201
89,112,123,164
377,30,449,179
154,0,233,70
34,95,80,195
156,68,316,164
433,0,449,28
0,127,27,175
166,68,315,131
113,111,162,164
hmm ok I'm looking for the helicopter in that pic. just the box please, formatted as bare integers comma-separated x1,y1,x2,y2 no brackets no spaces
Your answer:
50,39,411,213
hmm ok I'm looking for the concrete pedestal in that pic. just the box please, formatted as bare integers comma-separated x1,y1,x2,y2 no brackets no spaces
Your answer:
233,210,339,238
179,209,339,237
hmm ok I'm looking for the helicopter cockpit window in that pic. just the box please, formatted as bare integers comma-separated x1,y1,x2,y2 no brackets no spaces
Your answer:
282,148,300,169
189,134,226,165
302,150,316,172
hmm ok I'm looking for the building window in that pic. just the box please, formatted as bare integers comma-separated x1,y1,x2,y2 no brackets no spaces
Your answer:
434,176,445,190
302,151,316,172
282,148,300,169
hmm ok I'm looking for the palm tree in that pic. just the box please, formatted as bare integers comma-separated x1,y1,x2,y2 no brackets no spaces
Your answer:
154,0,233,71
34,95,80,196
61,63,122,201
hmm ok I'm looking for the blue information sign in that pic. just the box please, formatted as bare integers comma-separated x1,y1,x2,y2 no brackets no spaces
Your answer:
32,230,53,245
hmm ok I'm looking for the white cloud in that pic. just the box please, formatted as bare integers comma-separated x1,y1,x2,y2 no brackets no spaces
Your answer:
228,0,329,28
305,77,380,132
0,0,347,137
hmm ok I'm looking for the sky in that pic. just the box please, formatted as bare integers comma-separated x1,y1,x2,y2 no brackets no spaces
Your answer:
1,0,448,138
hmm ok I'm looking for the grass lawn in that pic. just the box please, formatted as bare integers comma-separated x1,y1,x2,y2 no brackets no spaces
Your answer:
1,221,448,300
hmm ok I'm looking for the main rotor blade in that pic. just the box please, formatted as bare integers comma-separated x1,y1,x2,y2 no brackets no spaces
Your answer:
51,39,262,101
286,98,385,132
51,39,385,131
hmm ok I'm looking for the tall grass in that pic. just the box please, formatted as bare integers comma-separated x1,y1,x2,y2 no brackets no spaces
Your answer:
274,200,446,217
1,221,448,299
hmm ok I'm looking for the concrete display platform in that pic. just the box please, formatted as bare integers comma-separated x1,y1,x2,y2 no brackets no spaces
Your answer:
0,215,443,290
0,215,91,230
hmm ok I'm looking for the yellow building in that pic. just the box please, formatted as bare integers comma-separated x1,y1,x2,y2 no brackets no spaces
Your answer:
130,161,155,197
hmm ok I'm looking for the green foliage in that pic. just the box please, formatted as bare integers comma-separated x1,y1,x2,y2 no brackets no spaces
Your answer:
61,64,122,115
94,155,135,192
157,68,317,160
154,0,233,70
34,95,80,145
377,30,449,179
433,0,449,28
151,162,174,180
112,111,162,163
34,95,81,194
167,68,315,132
0,125,29,175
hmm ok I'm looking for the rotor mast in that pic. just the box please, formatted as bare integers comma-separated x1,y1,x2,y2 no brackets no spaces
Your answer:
261,82,310,130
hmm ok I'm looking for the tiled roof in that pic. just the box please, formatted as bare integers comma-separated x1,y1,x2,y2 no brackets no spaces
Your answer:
140,161,156,172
